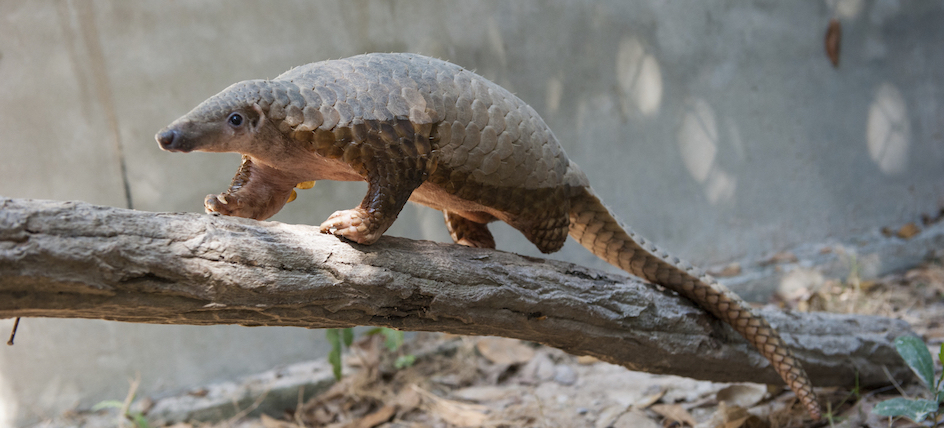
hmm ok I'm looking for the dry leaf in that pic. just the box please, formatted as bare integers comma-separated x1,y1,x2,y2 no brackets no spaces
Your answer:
612,410,660,428
650,403,697,427
709,262,742,277
925,325,944,341
348,334,384,370
858,280,878,292
705,402,768,428
451,385,517,402
346,404,396,428
476,337,535,365
825,18,841,67
519,351,556,384
777,268,824,302
716,384,767,408
577,355,600,365
632,388,665,410
897,222,920,239
412,385,489,427
760,251,797,266
187,388,209,397
394,385,422,412
260,414,298,428
595,405,625,428
923,208,944,225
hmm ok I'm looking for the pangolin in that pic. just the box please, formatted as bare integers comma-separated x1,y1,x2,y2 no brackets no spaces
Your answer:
156,53,821,420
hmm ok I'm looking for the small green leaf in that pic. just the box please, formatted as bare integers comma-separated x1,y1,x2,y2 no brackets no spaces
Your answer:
326,328,340,347
938,343,944,400
328,347,342,380
895,336,936,390
873,397,939,423
326,329,343,380
394,354,416,369
131,412,151,428
381,328,403,352
342,328,354,347
938,342,943,371
91,400,124,411
939,342,943,369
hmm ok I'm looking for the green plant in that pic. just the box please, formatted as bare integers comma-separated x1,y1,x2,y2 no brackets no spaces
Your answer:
872,336,944,426
92,400,150,428
366,327,404,352
365,327,416,369
326,327,417,380
823,371,861,426
326,327,354,380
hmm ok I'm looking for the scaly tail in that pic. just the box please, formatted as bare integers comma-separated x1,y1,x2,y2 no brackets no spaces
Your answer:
568,187,821,420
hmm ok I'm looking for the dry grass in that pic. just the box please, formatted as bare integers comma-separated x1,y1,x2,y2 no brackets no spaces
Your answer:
41,258,944,428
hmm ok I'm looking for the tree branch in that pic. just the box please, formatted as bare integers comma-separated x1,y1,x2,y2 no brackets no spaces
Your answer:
0,198,914,387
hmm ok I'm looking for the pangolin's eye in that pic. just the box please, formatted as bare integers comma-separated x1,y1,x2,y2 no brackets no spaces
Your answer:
227,113,244,127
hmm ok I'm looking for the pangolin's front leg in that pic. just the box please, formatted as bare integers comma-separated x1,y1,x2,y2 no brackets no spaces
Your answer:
319,146,428,245
205,155,299,221
319,181,417,245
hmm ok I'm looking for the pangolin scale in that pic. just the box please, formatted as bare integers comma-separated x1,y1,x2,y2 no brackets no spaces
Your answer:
156,53,821,420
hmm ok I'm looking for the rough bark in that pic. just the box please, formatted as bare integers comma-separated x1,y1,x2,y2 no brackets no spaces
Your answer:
0,198,914,387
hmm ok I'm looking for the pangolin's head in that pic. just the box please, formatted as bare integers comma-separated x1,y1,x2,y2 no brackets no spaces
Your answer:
156,79,277,154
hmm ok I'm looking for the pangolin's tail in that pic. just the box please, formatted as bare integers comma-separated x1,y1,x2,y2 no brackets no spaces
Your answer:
568,187,821,421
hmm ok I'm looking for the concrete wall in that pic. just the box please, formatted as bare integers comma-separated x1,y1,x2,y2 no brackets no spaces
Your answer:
2,0,943,425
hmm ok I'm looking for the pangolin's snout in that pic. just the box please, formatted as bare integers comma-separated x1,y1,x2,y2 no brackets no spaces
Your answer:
156,128,190,153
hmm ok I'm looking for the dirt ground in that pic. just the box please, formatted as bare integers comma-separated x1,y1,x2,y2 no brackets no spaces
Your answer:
38,257,944,428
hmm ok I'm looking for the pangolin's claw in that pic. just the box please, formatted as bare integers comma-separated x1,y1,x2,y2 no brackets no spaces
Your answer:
319,208,380,244
205,193,238,216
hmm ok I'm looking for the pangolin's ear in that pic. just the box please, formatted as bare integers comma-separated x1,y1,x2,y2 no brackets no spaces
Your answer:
250,103,266,130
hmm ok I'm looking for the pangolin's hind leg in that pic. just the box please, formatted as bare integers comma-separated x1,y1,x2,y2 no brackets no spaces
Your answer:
518,210,570,254
443,210,496,249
